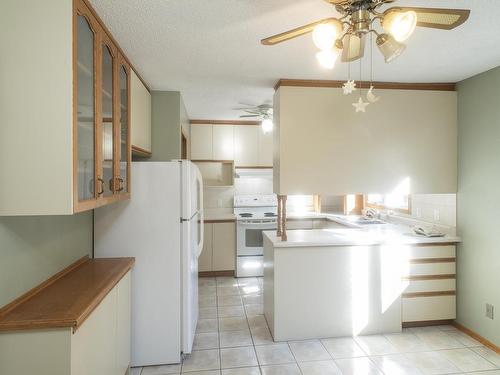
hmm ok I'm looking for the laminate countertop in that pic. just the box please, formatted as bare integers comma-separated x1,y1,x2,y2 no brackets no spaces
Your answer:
264,225,460,248
0,257,134,332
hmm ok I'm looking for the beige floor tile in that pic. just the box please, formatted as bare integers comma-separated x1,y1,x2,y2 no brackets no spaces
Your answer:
199,278,216,287
321,337,366,359
220,329,253,348
440,348,497,372
404,351,461,375
142,363,181,374
260,363,301,375
247,315,268,329
464,371,500,375
384,332,431,353
443,331,482,347
239,284,262,295
370,354,425,375
182,349,220,373
199,295,217,308
335,357,384,375
255,343,295,365
354,335,400,356
237,278,260,287
217,286,241,296
199,286,217,296
242,294,263,305
130,367,143,375
199,307,218,319
250,325,274,346
222,367,260,375
220,346,258,369
218,305,245,318
217,295,243,307
288,339,331,361
413,331,465,350
197,319,218,333
244,304,263,316
472,346,500,367
217,277,239,287
181,371,220,375
193,332,220,350
219,316,249,332
298,360,342,375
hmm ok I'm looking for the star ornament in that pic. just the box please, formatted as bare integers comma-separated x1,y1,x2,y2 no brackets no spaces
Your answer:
352,97,369,113
342,80,357,95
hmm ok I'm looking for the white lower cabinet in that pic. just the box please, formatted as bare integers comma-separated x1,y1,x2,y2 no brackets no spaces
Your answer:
0,272,131,375
198,222,236,272
401,245,456,323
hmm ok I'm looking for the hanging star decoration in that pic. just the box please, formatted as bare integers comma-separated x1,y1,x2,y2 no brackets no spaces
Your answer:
342,80,357,95
352,97,369,113
366,85,380,103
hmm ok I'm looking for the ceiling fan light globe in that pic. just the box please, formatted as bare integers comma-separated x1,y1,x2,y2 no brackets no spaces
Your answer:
312,19,342,50
261,119,273,134
316,48,340,69
383,10,417,42
376,33,406,63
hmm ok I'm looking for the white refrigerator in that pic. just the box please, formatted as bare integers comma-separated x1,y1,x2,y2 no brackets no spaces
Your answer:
94,161,203,366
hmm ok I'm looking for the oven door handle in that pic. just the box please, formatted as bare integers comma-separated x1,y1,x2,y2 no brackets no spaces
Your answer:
238,220,277,226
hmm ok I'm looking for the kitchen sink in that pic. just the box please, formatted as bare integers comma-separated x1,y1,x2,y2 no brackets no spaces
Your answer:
354,218,386,225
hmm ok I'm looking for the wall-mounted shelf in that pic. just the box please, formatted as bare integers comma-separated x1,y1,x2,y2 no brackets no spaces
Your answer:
192,160,234,187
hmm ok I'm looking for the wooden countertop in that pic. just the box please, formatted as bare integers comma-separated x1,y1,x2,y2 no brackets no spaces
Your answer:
0,257,134,332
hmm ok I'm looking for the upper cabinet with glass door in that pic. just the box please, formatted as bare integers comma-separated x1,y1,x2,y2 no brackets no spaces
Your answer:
0,0,143,215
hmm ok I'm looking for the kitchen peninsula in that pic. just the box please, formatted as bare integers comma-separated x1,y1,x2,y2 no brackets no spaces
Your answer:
263,222,460,341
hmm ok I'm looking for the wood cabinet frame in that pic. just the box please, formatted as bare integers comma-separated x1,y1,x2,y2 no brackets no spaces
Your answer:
73,0,131,213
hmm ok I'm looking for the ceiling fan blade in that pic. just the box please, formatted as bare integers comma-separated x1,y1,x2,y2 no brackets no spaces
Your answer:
341,34,365,62
261,17,338,45
387,7,470,30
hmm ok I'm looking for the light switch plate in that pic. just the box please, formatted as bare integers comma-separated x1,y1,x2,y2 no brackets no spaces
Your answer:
486,303,494,320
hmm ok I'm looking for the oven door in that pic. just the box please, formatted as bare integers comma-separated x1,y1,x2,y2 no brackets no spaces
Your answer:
237,220,277,256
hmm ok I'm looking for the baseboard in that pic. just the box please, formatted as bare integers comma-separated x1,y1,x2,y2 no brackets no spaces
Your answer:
453,321,500,354
199,270,235,277
402,319,454,328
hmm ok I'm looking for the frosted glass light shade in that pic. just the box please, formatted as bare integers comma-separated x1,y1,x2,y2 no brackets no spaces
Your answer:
316,48,340,69
262,119,273,133
312,20,343,50
377,33,406,63
383,10,417,42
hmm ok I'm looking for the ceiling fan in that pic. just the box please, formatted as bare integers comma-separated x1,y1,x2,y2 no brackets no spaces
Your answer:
261,0,470,67
233,103,274,133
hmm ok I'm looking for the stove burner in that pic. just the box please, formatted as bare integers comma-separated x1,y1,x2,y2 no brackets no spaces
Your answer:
239,213,253,218
264,212,277,217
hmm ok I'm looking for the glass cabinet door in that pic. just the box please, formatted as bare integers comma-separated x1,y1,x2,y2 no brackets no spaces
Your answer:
76,13,96,202
100,43,115,197
117,63,130,194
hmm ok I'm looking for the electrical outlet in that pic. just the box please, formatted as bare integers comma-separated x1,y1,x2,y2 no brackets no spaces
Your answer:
433,209,440,221
486,304,494,320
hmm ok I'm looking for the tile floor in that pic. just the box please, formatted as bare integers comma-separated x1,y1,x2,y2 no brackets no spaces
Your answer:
131,276,500,375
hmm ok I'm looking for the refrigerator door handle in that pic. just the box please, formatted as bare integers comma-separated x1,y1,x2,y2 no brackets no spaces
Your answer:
197,211,204,258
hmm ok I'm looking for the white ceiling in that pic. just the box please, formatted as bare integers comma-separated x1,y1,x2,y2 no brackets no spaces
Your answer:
89,0,500,120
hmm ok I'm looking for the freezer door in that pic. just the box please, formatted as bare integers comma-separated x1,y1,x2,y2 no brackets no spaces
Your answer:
181,161,203,220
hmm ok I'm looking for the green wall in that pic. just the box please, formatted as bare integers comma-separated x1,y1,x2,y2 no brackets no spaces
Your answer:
0,212,93,307
151,91,182,161
457,65,500,345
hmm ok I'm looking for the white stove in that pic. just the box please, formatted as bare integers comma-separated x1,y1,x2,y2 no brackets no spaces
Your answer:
233,195,277,277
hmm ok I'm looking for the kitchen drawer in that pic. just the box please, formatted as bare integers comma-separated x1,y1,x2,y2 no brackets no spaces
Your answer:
402,295,456,322
402,278,456,293
404,245,456,260
405,262,455,277
286,219,313,230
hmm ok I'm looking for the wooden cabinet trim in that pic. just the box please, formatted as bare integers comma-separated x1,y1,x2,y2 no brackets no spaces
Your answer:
190,120,261,126
402,291,456,298
402,274,456,281
132,145,152,158
0,258,135,332
409,258,456,264
204,219,236,224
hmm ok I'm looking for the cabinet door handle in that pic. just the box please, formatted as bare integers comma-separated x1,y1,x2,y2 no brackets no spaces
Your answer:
97,178,104,196
117,177,124,192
